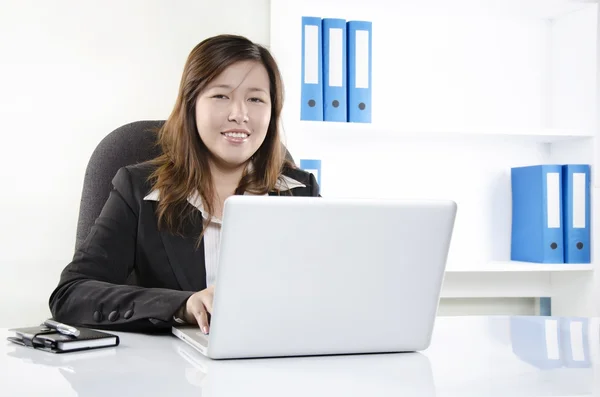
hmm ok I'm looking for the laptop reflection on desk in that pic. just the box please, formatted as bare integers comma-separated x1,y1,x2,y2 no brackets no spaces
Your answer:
173,337,436,397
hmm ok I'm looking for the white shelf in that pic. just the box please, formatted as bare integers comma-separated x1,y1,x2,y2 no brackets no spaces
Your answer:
446,261,594,273
441,262,596,314
283,121,594,144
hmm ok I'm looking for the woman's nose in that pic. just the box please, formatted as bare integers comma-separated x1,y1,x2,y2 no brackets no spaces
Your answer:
228,100,249,123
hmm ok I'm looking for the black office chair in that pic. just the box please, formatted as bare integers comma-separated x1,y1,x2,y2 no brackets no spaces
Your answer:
75,120,294,250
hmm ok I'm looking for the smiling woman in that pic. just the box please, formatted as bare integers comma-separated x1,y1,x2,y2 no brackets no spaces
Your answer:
48,34,321,335
151,35,291,230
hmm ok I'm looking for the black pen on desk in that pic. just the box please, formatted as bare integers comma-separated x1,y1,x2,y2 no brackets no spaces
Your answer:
42,319,81,337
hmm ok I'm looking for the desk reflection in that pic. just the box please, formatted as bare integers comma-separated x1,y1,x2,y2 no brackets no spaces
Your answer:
7,332,436,397
9,315,596,397
175,340,437,397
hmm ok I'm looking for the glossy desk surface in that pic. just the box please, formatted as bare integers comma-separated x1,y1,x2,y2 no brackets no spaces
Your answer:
2,316,599,396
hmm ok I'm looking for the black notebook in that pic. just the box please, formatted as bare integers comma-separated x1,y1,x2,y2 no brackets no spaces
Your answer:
7,325,119,353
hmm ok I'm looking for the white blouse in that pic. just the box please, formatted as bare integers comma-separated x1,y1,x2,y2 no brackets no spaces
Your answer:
144,174,306,288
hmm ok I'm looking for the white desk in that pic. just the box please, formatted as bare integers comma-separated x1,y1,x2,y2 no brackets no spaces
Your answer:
2,316,599,396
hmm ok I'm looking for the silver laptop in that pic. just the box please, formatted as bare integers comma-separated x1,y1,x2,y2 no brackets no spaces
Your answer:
173,195,457,359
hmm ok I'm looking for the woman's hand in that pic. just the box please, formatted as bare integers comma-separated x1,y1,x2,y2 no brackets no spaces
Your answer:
184,285,215,334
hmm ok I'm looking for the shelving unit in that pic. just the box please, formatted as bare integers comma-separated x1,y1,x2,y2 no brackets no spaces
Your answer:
270,0,599,316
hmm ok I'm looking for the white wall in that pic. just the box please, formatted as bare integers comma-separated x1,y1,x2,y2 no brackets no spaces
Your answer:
0,0,270,327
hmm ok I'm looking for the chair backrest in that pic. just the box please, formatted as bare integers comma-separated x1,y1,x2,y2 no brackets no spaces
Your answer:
75,120,294,250
75,120,164,250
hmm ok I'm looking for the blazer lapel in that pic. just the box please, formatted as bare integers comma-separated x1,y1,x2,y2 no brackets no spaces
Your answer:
158,206,207,292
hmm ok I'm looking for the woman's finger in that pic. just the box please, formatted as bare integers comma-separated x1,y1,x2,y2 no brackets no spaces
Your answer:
203,293,214,314
195,307,210,335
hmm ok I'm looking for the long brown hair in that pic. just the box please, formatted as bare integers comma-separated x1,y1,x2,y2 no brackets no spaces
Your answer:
148,34,291,237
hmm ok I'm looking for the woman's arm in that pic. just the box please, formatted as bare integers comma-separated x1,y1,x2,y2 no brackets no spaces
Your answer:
48,167,193,332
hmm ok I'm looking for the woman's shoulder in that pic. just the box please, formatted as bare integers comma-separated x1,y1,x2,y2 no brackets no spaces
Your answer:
124,161,157,181
111,161,157,199
111,161,320,197
281,164,310,184
279,163,320,196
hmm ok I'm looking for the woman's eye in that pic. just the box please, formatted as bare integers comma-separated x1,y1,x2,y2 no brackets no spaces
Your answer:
212,94,228,99
249,97,264,103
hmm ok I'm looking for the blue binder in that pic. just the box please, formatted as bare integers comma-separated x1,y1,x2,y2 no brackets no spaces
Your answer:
562,164,591,263
347,20,372,123
511,165,564,263
299,159,321,187
322,18,347,122
510,317,563,370
560,317,590,368
301,16,323,121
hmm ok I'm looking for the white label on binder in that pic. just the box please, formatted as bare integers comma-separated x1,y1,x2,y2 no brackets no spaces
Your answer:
304,25,319,84
329,28,343,87
355,30,369,89
547,172,560,228
545,319,560,360
570,321,585,361
573,173,586,228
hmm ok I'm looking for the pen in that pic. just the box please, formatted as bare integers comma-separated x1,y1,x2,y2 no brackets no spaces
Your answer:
42,319,81,337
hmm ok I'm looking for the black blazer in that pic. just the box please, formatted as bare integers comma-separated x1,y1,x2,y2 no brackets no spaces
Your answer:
49,163,320,332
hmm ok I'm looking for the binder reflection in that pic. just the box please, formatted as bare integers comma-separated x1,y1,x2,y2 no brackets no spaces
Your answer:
175,340,437,397
510,316,593,370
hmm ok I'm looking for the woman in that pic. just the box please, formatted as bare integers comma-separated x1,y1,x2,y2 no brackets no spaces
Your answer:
48,34,320,334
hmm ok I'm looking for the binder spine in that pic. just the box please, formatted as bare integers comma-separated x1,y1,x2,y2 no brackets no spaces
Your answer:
347,20,372,123
301,16,324,121
322,18,347,122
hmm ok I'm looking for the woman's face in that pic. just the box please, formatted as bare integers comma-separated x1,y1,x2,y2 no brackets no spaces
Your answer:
195,60,272,170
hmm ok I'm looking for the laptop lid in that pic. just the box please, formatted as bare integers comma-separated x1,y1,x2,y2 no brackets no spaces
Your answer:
206,196,457,359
